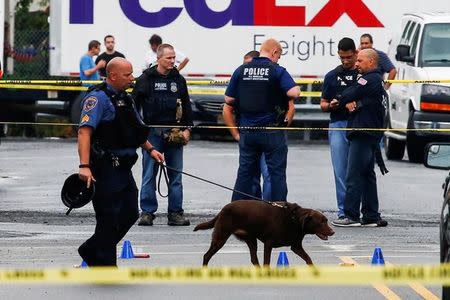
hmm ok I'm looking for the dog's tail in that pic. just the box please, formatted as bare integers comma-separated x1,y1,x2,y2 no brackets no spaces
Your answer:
193,216,218,231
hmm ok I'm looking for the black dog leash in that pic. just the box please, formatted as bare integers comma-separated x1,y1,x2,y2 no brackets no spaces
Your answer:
156,161,264,201
157,163,169,198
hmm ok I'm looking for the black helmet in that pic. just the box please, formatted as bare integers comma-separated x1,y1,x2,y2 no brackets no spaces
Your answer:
61,173,95,215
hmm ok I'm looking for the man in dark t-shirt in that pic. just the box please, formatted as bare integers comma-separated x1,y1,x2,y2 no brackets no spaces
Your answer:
320,37,360,221
95,35,125,78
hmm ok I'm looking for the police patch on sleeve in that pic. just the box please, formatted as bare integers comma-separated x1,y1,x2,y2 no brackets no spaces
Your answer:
357,77,368,85
82,96,98,112
81,114,90,124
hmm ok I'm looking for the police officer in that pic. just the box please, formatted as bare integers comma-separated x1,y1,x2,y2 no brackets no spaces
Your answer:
320,38,359,221
224,50,275,201
331,49,388,228
133,44,194,226
224,38,300,201
77,57,164,266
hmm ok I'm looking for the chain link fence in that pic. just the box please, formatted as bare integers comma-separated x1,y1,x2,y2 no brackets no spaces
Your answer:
4,29,49,79
1,29,76,137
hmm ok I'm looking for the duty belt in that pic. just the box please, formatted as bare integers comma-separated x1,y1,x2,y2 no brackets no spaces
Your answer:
108,154,138,169
91,143,138,170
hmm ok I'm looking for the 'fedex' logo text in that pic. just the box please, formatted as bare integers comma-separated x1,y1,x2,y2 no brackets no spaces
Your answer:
70,0,383,29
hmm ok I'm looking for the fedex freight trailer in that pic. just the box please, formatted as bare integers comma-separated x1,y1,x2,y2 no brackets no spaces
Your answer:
51,0,449,77
1,0,449,125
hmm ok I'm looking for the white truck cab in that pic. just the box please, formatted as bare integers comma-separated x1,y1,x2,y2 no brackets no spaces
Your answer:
386,12,450,163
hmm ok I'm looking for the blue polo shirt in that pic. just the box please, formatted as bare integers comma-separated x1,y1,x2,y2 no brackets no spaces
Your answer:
79,54,100,81
225,57,296,126
375,49,395,74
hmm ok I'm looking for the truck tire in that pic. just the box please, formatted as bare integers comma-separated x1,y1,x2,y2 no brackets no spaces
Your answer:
406,111,424,163
444,287,450,300
385,136,405,160
1,124,7,137
384,118,405,160
70,93,84,124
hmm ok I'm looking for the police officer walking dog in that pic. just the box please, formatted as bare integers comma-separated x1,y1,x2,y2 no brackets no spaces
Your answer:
331,49,388,228
133,44,194,226
224,38,300,201
77,57,164,266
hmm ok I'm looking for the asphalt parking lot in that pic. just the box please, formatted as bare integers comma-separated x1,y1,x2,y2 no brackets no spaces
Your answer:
0,138,446,299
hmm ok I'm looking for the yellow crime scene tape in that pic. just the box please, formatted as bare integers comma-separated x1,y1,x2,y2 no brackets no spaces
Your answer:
0,121,449,133
0,83,321,97
0,83,87,91
1,79,450,86
187,88,321,97
0,80,99,85
0,78,449,132
0,78,449,95
1,264,450,285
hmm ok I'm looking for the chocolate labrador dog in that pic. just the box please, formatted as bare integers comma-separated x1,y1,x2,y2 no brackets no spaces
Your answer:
194,200,334,266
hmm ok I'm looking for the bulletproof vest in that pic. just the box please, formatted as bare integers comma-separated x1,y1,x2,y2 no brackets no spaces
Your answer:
333,65,359,97
90,83,149,149
142,76,183,124
237,60,285,114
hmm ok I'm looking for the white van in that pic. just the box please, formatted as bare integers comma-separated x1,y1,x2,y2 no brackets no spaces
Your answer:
385,12,450,163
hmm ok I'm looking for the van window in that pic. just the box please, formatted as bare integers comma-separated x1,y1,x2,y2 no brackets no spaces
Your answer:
420,23,450,67
410,24,421,57
405,22,417,44
401,21,412,42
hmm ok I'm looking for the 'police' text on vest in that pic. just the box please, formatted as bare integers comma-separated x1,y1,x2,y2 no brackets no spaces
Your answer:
243,67,270,81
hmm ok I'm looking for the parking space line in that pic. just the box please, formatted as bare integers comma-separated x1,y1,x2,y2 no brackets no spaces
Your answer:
372,284,402,300
385,262,439,300
339,256,402,300
408,283,440,300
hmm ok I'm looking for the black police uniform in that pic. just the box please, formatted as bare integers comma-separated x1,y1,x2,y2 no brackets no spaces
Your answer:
226,57,296,201
132,66,193,222
78,82,149,266
133,66,193,127
338,70,387,224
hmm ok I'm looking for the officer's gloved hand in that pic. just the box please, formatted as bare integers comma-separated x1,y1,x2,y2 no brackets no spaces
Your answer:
164,128,188,146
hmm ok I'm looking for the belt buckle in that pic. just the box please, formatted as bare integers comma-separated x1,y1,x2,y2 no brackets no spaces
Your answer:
112,155,120,167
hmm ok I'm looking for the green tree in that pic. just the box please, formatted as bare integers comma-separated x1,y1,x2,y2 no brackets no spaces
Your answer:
15,0,49,30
